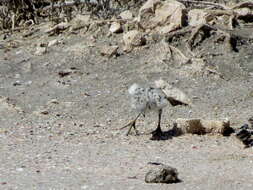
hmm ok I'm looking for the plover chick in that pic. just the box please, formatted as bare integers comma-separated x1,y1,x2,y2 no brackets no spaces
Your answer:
121,83,169,139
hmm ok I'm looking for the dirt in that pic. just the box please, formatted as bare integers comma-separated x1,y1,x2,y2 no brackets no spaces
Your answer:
1,2,253,190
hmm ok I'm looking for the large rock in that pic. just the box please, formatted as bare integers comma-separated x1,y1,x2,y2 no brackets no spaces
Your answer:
138,0,186,33
139,0,161,15
155,79,191,106
188,9,209,26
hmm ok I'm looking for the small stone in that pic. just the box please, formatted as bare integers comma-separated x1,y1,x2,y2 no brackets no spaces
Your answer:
16,167,24,172
100,45,118,57
49,99,59,104
58,70,72,77
34,46,47,56
119,10,133,20
145,164,179,184
40,110,49,115
48,39,59,47
109,22,122,33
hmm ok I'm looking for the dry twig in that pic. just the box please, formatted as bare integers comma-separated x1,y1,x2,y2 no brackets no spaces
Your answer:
178,0,230,10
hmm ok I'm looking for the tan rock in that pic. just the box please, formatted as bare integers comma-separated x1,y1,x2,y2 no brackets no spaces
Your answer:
71,14,91,30
173,118,232,136
188,9,209,26
119,10,133,20
139,0,161,15
123,30,146,47
138,0,185,31
100,45,118,57
151,0,185,29
155,79,191,106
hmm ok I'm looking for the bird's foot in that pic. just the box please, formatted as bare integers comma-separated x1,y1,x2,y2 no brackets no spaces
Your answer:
150,128,164,140
121,120,139,136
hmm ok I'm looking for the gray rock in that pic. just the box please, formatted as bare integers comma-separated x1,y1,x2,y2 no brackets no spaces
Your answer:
145,164,179,184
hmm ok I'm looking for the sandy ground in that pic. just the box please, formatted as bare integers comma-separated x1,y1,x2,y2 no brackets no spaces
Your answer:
1,21,253,189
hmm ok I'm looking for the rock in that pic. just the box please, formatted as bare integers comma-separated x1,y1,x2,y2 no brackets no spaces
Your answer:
123,30,146,48
188,9,209,26
139,0,160,15
145,164,179,184
48,39,60,47
71,14,91,31
34,46,47,56
155,79,191,106
100,45,118,57
138,0,186,32
58,70,72,78
109,22,122,33
48,99,59,104
173,118,233,136
45,22,70,34
152,0,186,33
233,7,252,17
40,110,49,115
119,10,133,20
156,40,190,65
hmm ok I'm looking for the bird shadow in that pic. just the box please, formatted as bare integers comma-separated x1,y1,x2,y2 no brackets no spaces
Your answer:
150,128,180,141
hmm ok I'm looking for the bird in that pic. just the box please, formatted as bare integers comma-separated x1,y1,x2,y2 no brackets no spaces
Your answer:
121,83,171,140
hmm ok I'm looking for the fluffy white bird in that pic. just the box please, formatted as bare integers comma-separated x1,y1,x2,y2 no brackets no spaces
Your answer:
121,83,170,139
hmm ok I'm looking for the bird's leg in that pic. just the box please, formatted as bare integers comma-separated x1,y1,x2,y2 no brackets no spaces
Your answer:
151,109,163,139
121,113,142,135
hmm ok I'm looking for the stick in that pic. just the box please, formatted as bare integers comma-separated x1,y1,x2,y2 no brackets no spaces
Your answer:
177,0,229,10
